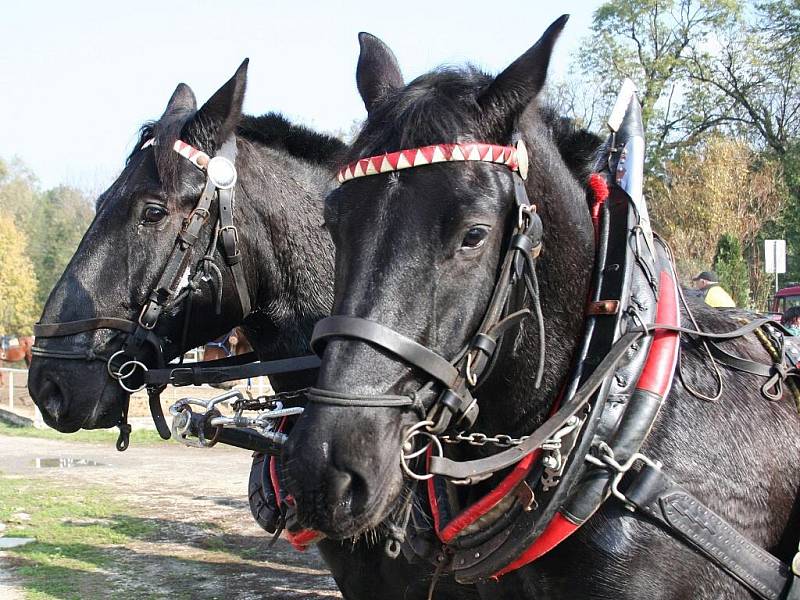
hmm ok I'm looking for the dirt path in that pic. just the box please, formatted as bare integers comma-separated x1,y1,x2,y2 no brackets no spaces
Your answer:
0,434,341,599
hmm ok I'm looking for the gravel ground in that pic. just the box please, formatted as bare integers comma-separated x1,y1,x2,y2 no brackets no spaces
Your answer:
0,433,341,599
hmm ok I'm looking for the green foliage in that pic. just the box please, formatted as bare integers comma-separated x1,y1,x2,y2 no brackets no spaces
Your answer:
0,215,38,335
577,0,741,171
714,233,750,307
27,185,94,306
0,157,94,316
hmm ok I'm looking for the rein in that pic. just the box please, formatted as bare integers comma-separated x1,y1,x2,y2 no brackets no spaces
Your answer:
32,136,251,447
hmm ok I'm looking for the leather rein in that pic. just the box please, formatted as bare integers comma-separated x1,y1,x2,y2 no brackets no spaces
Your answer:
32,136,251,448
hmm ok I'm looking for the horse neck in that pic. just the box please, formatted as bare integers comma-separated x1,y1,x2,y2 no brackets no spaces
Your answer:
233,139,335,361
478,117,595,435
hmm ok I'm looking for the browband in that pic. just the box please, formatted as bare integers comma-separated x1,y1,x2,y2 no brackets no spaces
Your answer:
141,138,210,170
337,140,529,184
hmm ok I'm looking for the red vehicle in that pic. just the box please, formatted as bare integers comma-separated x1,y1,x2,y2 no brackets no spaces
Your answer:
772,284,800,316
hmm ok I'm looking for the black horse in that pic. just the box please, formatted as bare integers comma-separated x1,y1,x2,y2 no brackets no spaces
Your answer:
283,17,800,599
27,61,472,600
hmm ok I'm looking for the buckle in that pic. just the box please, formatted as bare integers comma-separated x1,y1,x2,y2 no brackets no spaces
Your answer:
138,303,158,330
168,367,193,385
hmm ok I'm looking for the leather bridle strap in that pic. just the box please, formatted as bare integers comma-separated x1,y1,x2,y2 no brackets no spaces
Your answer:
311,316,461,388
218,179,251,317
33,318,137,338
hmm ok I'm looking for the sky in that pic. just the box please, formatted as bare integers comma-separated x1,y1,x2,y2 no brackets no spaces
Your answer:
0,0,603,194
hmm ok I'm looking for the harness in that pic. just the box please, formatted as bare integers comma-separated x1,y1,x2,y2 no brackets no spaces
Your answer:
305,80,800,599
32,136,251,447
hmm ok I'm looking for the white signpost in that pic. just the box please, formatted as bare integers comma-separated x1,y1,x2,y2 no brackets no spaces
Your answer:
765,239,787,292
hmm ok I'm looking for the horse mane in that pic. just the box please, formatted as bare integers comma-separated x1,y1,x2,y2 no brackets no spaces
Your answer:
237,113,346,169
127,112,346,193
350,65,603,188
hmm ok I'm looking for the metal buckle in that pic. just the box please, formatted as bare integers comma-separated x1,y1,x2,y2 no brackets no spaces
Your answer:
465,351,478,386
585,442,662,510
517,204,536,230
186,206,210,225
116,359,149,393
107,349,136,380
219,224,240,246
138,304,158,330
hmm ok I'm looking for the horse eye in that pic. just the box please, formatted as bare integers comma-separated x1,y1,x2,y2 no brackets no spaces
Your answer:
142,205,168,224
461,226,490,250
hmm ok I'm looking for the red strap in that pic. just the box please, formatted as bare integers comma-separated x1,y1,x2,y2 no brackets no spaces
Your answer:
636,270,680,396
490,512,579,579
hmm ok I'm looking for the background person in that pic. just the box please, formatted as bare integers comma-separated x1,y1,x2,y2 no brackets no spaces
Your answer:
692,270,736,308
783,306,800,336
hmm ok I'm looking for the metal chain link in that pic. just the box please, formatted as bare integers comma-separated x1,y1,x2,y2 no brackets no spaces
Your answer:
439,431,529,447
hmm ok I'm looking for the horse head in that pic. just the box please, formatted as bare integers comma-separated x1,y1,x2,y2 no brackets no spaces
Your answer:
28,62,256,432
283,16,600,539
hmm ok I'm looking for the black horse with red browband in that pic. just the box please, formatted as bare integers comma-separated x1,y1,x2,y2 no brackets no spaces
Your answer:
283,16,800,599
26,59,477,600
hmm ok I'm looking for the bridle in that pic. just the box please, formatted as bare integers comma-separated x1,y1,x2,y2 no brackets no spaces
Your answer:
32,135,251,447
303,95,800,599
309,136,545,440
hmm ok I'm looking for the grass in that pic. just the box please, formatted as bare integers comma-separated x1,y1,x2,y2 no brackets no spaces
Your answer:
0,421,167,446
0,476,160,599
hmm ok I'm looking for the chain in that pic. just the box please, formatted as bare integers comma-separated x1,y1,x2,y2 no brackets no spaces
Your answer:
440,431,529,447
233,388,309,412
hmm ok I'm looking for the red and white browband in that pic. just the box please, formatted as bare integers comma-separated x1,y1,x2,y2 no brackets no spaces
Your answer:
141,138,210,170
141,137,237,189
337,140,529,184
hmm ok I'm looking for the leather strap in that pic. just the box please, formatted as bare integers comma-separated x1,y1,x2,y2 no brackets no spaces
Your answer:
146,354,321,386
311,316,460,388
147,387,172,440
217,167,251,318
306,387,417,407
625,464,794,600
33,318,137,338
428,330,643,481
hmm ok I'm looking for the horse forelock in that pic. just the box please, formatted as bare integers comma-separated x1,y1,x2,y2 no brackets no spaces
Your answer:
348,66,602,189
349,66,494,160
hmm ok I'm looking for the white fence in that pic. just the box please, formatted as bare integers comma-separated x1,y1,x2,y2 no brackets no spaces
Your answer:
0,367,42,424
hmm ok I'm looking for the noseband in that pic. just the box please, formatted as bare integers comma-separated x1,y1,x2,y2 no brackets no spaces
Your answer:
309,137,545,435
32,136,251,444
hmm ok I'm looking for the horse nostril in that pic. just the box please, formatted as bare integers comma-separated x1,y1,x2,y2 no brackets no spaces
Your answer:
326,469,353,509
326,466,369,515
39,378,69,422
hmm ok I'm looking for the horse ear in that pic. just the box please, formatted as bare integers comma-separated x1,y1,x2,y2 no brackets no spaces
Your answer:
186,58,248,146
356,33,404,113
479,15,568,130
161,83,197,119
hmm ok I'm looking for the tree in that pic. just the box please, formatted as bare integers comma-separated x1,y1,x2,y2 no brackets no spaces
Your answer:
685,0,800,157
0,157,39,233
0,216,38,335
714,233,749,307
648,135,786,307
27,185,94,306
576,0,741,171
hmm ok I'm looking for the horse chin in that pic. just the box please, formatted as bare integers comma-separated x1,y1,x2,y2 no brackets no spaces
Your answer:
28,358,125,432
297,473,406,540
